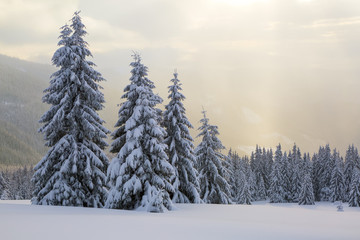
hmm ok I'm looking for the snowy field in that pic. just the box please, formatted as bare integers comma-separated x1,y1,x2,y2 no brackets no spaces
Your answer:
1,200,360,240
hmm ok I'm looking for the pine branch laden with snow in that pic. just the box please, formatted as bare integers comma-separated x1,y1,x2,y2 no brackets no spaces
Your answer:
32,12,110,208
163,72,200,204
106,54,174,212
195,110,231,204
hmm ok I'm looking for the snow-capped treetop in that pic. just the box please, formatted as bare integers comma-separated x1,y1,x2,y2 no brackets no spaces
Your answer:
166,72,186,104
110,53,162,154
40,11,108,148
164,71,194,154
274,144,282,163
197,109,225,153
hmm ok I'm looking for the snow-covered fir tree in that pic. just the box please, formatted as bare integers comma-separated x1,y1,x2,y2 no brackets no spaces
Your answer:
32,12,110,207
227,149,247,201
195,110,231,204
227,150,252,204
269,144,286,203
329,150,345,202
106,54,174,212
281,152,292,202
317,145,333,201
247,164,257,200
344,145,359,201
298,173,315,205
303,153,312,175
163,72,200,203
235,170,252,205
312,152,321,201
11,166,34,200
289,144,303,202
263,148,273,193
348,166,360,207
226,149,236,199
257,174,266,201
0,167,37,200
0,172,4,192
0,172,8,200
250,146,267,201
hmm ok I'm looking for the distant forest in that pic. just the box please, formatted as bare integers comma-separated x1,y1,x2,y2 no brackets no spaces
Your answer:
1,143,359,207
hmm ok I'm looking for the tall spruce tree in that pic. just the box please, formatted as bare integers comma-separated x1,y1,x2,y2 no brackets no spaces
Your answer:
195,110,231,204
32,12,110,207
106,54,174,212
303,153,312,176
349,166,360,207
269,144,285,203
227,151,252,204
0,172,8,200
289,144,303,202
263,148,273,194
163,72,200,203
226,149,236,200
319,145,333,201
0,171,10,200
329,150,345,202
282,152,292,202
227,150,247,201
236,170,252,205
248,163,257,200
344,145,359,201
312,145,333,201
250,146,266,201
312,152,321,201
298,173,315,205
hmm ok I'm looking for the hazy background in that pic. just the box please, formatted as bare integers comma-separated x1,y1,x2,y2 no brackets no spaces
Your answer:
1,0,360,156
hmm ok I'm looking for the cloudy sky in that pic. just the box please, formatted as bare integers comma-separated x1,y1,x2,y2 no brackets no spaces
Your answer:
1,0,360,155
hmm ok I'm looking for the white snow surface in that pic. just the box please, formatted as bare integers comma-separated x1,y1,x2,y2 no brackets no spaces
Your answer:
1,200,360,240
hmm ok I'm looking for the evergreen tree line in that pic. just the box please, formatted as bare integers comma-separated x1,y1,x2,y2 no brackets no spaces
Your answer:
30,12,360,212
0,166,34,200
225,144,360,207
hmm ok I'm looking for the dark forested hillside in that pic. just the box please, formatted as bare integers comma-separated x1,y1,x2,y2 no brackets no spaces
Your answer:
0,54,53,167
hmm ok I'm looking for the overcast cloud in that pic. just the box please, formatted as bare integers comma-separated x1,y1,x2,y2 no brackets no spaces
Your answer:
1,0,360,155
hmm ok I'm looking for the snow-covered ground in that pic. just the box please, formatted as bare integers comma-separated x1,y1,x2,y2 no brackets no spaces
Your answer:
1,200,360,240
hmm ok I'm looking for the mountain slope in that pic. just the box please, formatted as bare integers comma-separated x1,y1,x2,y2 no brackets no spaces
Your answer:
0,54,53,167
